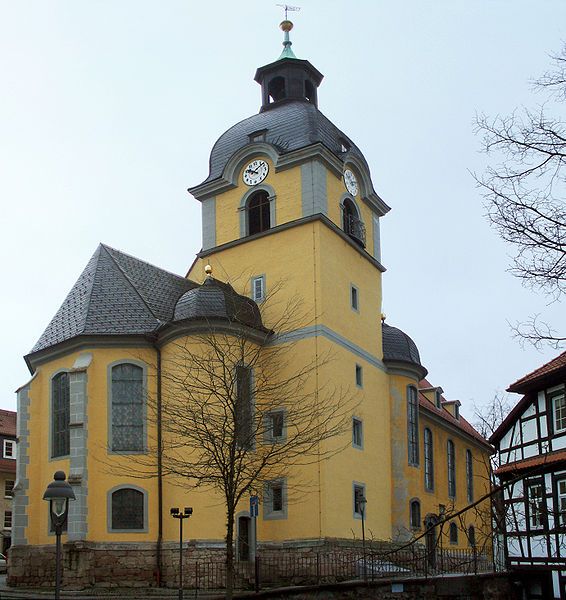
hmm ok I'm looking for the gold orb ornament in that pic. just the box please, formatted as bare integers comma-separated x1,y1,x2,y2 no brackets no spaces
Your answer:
280,20,293,32
204,264,213,275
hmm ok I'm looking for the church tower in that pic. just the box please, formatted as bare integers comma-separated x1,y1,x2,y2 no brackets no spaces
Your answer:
187,20,394,542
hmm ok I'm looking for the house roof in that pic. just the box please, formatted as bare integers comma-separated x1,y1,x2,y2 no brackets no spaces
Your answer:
0,459,16,475
418,379,492,450
507,350,566,394
0,410,16,437
495,449,566,476
28,245,266,362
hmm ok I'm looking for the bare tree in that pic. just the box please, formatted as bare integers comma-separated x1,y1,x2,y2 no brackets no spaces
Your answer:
134,285,354,598
474,44,566,349
473,392,512,442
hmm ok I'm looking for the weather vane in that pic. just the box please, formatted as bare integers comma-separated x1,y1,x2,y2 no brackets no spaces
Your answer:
276,4,301,20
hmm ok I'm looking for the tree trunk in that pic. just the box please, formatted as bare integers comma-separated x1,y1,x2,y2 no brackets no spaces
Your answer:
226,506,235,599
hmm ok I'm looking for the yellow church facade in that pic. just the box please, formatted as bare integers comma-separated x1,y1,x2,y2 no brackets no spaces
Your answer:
9,23,492,588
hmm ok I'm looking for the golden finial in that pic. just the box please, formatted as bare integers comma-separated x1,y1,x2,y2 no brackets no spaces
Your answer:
280,19,293,32
381,313,386,323
204,264,213,276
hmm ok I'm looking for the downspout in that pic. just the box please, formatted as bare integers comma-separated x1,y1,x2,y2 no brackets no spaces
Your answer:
152,339,163,586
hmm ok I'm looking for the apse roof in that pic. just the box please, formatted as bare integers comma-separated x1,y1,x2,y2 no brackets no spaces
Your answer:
203,100,368,184
382,323,425,371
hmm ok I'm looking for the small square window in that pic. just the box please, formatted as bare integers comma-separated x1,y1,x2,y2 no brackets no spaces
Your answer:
353,483,366,519
264,410,285,442
264,479,287,520
4,511,12,529
355,364,363,388
4,480,14,498
3,440,15,459
352,418,363,449
251,275,265,303
350,285,359,311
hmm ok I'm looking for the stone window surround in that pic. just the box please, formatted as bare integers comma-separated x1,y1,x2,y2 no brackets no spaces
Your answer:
107,484,148,533
107,359,148,455
239,183,276,239
263,478,287,521
49,369,71,461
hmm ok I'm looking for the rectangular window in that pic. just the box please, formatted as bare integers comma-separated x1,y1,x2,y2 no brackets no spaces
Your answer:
353,483,366,518
235,365,253,449
553,390,566,433
355,364,363,388
466,449,474,503
264,410,285,442
350,285,359,311
424,428,434,491
558,479,566,527
264,479,286,519
4,480,14,498
3,440,15,459
407,386,419,466
447,440,456,498
251,275,265,302
528,482,544,529
111,363,144,452
4,511,12,529
352,418,363,449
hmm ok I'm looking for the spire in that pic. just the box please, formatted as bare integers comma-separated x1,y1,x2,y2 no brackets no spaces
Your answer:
278,19,297,60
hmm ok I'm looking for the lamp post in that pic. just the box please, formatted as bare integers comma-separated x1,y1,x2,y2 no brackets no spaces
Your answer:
171,507,193,600
43,471,75,600
360,495,367,582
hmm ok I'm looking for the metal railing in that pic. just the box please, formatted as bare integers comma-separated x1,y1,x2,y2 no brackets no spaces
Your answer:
343,214,366,247
175,545,493,592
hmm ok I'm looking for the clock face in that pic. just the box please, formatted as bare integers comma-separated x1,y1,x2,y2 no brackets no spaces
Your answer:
243,159,269,186
344,169,358,196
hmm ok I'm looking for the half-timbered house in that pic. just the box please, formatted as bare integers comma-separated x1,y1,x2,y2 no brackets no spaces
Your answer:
491,351,566,600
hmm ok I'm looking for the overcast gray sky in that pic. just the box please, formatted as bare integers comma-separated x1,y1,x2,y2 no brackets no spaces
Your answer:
1,1,564,420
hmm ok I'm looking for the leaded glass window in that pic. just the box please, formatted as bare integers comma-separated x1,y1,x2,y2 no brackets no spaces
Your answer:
111,363,144,452
111,488,144,530
407,386,419,465
424,428,434,491
235,365,253,449
52,372,70,458
466,449,474,503
447,440,456,498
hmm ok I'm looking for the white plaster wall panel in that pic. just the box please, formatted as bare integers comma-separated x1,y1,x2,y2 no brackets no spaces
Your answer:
540,417,548,438
523,403,536,418
530,535,548,557
511,425,521,447
523,442,538,458
506,537,521,557
522,418,537,442
501,430,512,451
538,391,546,412
554,436,566,450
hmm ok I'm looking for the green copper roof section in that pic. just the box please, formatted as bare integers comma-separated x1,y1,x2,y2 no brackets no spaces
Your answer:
277,19,298,60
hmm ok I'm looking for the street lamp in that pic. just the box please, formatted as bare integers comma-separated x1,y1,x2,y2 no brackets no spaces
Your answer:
360,495,367,582
43,471,75,600
171,507,193,600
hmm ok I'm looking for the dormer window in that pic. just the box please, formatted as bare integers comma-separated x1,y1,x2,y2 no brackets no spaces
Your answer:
247,191,271,235
435,390,442,409
249,129,267,143
342,198,366,247
340,139,350,153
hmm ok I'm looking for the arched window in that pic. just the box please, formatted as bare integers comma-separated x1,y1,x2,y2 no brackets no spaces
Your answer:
449,522,458,544
342,198,366,247
447,440,456,498
407,386,419,466
110,487,145,531
52,372,70,458
424,428,434,491
111,363,144,452
268,76,286,102
468,525,476,547
247,191,271,235
466,449,474,503
410,499,421,529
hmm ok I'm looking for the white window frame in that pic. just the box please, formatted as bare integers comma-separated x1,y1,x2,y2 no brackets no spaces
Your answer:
251,275,266,303
3,440,15,460
4,510,12,529
353,482,366,519
553,390,566,433
352,417,363,449
558,479,566,527
355,364,363,388
4,480,14,498
264,410,285,443
350,284,359,312
528,482,545,529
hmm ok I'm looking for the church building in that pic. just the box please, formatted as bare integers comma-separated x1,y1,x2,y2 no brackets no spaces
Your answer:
9,21,492,588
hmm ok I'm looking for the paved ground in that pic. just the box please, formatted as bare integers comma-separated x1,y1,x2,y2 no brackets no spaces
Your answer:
0,576,227,600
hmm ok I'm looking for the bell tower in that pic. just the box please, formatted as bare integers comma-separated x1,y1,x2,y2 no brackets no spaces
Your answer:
255,20,323,111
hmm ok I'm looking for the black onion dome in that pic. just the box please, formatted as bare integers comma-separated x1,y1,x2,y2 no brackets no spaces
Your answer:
382,323,427,377
174,277,266,331
204,100,367,183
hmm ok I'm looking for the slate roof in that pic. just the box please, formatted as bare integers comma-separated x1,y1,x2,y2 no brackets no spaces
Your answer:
382,322,426,376
31,244,198,354
507,350,566,393
203,99,370,184
417,379,491,449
